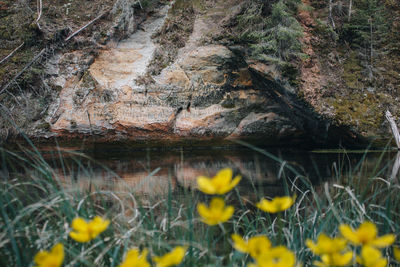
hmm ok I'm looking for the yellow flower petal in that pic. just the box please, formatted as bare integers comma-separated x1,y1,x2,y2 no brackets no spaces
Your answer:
214,168,233,185
153,246,186,267
320,251,353,266
69,231,91,243
34,243,64,267
334,251,353,266
256,196,295,213
357,246,387,267
247,236,271,258
221,206,234,222
196,168,241,195
370,234,395,248
224,175,241,194
34,251,49,265
394,247,400,262
210,197,225,210
339,224,360,244
256,198,272,212
340,222,394,247
306,233,347,255
71,217,88,232
197,203,210,220
89,216,110,238
305,239,319,254
197,177,216,194
252,246,296,267
232,234,272,258
119,248,150,267
232,234,249,253
69,216,109,243
197,197,234,225
313,260,328,267
357,222,378,243
278,196,295,210
373,259,388,267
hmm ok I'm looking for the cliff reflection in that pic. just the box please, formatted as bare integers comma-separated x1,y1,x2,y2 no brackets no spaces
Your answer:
47,147,400,198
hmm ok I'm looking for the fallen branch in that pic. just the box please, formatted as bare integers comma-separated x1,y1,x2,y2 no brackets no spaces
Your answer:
65,12,107,41
390,152,400,180
0,42,24,65
0,48,46,95
385,110,400,149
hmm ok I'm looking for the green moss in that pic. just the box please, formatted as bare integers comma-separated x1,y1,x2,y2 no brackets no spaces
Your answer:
342,52,363,90
281,63,300,87
36,122,51,131
221,96,236,108
329,92,389,136
81,72,97,90
313,19,338,41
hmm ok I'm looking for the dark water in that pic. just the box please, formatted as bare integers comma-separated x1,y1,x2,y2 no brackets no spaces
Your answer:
19,145,399,198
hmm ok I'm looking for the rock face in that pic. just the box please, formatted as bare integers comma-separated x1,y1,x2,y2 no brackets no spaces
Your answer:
43,0,340,146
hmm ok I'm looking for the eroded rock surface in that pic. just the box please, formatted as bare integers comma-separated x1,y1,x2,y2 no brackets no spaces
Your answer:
44,0,333,145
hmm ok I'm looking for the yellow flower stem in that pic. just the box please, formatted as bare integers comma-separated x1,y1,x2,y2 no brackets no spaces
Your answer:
206,224,214,251
277,212,283,245
260,208,272,232
219,222,227,235
220,222,232,255
207,223,228,255
187,207,194,266
167,174,172,233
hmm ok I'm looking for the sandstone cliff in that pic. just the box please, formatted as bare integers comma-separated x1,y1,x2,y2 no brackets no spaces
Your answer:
1,0,397,147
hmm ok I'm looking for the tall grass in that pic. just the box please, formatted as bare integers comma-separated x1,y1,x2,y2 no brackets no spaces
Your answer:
0,142,400,266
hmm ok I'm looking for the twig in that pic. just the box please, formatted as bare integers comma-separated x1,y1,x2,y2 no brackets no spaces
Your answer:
36,0,43,29
329,0,336,29
0,43,24,65
86,110,93,135
0,48,46,95
65,12,107,41
385,110,400,149
348,0,352,22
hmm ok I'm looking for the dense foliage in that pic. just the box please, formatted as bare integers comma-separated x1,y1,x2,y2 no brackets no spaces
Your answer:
235,0,304,66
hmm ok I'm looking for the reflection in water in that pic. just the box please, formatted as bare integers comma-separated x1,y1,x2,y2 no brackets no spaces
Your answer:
36,146,400,198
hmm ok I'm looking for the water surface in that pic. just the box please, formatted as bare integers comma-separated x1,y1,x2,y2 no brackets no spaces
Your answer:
26,145,400,198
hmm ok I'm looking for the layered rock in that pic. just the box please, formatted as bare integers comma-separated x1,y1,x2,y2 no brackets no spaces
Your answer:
43,0,346,146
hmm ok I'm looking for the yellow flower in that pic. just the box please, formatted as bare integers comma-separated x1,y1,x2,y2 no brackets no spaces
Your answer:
119,248,150,267
247,246,296,267
231,234,271,258
197,197,234,225
394,247,400,262
306,233,348,255
256,195,295,213
356,246,387,267
314,251,353,267
197,168,241,195
153,246,186,267
339,221,395,248
69,216,110,242
34,243,64,267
